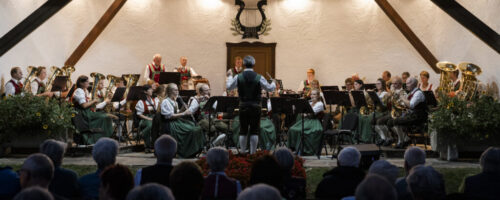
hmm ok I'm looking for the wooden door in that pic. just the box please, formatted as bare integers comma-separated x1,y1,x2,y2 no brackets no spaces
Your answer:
226,42,276,78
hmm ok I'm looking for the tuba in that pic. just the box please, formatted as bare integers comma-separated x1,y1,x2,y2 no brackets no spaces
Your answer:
23,66,37,92
436,62,458,94
90,72,105,100
45,66,64,92
457,62,482,100
391,89,408,118
61,65,75,90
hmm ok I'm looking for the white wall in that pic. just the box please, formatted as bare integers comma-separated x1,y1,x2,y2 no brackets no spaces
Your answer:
1,0,499,95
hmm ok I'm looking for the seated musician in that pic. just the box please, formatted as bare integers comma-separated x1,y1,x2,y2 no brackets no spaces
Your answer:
351,80,373,143
187,83,228,135
174,56,198,90
449,69,461,93
382,70,392,90
375,76,404,146
160,83,204,158
72,75,114,144
287,89,324,155
30,67,60,97
143,54,166,84
225,56,243,97
388,77,427,148
297,68,319,97
135,85,160,152
4,67,24,97
402,72,410,90
418,71,433,91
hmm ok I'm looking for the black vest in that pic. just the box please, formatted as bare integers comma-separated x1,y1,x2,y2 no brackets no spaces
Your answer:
237,70,261,106
140,164,173,187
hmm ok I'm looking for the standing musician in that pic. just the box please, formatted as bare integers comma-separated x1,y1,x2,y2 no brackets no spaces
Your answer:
226,55,276,155
225,56,244,96
5,67,24,96
174,56,198,90
375,76,404,146
30,67,60,97
135,85,160,152
297,68,319,97
388,77,427,148
188,83,228,135
160,83,204,158
143,54,167,84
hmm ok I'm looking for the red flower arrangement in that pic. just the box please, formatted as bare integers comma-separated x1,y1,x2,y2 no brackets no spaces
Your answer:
195,150,306,187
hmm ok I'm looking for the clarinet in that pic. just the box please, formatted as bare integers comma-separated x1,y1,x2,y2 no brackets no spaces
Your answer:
177,96,196,122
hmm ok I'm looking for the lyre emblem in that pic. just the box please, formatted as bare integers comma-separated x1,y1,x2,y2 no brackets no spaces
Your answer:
231,0,271,39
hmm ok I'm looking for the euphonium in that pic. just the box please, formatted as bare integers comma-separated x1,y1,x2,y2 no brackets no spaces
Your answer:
23,66,37,92
457,62,482,100
62,65,75,90
436,62,458,94
45,66,64,92
104,75,119,113
90,72,105,100
391,89,407,118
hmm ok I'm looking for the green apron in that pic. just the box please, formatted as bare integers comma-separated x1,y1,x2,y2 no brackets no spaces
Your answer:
287,115,323,155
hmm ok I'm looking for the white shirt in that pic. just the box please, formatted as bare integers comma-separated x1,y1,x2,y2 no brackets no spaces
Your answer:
297,80,313,93
135,97,160,115
311,100,325,115
174,66,198,76
73,88,88,105
161,98,179,119
5,79,23,96
409,88,425,109
187,96,217,114
226,68,276,92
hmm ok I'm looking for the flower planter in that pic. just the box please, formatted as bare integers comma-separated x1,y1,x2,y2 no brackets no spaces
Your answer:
431,130,494,160
1,129,69,154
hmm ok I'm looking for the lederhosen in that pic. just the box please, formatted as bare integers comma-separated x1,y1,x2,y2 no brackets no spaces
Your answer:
237,71,262,136
148,64,165,83
9,80,23,95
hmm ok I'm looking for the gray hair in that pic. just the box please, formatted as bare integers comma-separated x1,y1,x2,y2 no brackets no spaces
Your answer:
39,139,67,167
13,186,54,200
338,146,361,168
92,138,119,169
480,147,500,175
368,160,399,185
126,183,174,200
207,147,229,172
154,135,177,163
196,83,209,94
237,183,282,200
355,174,397,200
273,147,295,172
406,77,418,87
243,55,255,68
21,153,54,188
166,83,178,96
406,165,445,200
404,147,426,170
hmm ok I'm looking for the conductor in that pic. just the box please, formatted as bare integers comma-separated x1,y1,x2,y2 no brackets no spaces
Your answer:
226,55,276,154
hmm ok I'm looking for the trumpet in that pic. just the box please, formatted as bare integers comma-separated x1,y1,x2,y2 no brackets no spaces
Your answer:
45,66,64,92
90,72,105,100
23,66,37,92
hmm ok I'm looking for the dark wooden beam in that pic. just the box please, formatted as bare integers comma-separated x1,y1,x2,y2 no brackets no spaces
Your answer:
432,0,500,54
375,0,440,73
0,0,71,57
65,0,127,66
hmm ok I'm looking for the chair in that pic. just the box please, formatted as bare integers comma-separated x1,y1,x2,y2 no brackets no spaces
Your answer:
71,111,102,146
406,122,429,149
317,112,358,159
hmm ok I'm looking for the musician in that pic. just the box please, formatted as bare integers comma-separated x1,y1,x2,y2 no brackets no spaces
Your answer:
174,56,198,90
135,85,160,152
143,54,167,84
402,72,410,90
388,77,427,148
375,76,404,146
382,70,392,90
449,69,461,92
94,79,110,111
297,68,318,96
160,83,204,158
287,89,324,155
418,71,433,91
351,80,373,143
72,75,114,144
111,77,127,110
5,67,24,96
188,83,227,135
30,67,59,97
226,55,276,154
225,56,244,96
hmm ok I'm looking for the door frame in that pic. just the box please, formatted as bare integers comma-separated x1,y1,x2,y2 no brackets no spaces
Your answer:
226,42,277,77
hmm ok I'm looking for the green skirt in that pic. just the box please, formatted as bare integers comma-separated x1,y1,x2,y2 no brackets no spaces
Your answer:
169,118,205,158
79,109,113,144
139,114,154,148
231,116,277,151
287,116,323,155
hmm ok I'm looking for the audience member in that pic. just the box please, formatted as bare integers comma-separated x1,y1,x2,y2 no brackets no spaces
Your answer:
0,165,21,199
249,154,283,192
237,184,282,200
99,164,134,200
18,153,66,200
368,160,399,185
13,186,54,200
202,147,241,200
464,147,500,200
126,183,174,200
315,146,365,200
135,135,177,186
395,147,426,200
406,165,445,200
354,174,397,200
170,162,204,200
273,147,306,200
40,139,79,198
78,137,119,200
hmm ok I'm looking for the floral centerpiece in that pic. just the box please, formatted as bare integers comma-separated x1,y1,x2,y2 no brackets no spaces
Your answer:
0,94,75,143
196,150,306,187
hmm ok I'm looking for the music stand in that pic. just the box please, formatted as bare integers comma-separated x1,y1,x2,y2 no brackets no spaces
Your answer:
111,87,126,102
320,86,339,92
350,91,367,108
271,97,296,147
368,91,383,143
180,90,196,103
365,84,376,90
291,98,314,156
204,96,239,150
424,91,438,107
51,76,69,92
158,72,181,86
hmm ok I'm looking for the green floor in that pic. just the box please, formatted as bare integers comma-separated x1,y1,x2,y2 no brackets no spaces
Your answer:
8,165,480,199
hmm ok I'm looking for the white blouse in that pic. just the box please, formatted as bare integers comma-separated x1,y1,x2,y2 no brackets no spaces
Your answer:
311,100,325,115
135,97,160,115
187,97,217,114
161,98,179,119
73,88,88,105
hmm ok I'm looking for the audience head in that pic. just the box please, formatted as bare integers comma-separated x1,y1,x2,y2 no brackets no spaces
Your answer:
170,162,204,200
99,164,134,200
273,147,295,173
11,67,22,80
368,160,399,185
420,71,430,83
354,80,365,90
250,155,283,190
126,183,174,200
76,75,89,89
479,147,500,175
39,139,67,167
19,153,54,189
207,147,229,172
338,146,361,168
154,135,177,164
153,54,162,66
166,83,179,97
382,71,391,82
237,183,282,200
404,147,426,174
13,186,54,200
92,137,119,170
243,55,256,68
402,72,410,81
355,174,397,200
406,165,445,200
